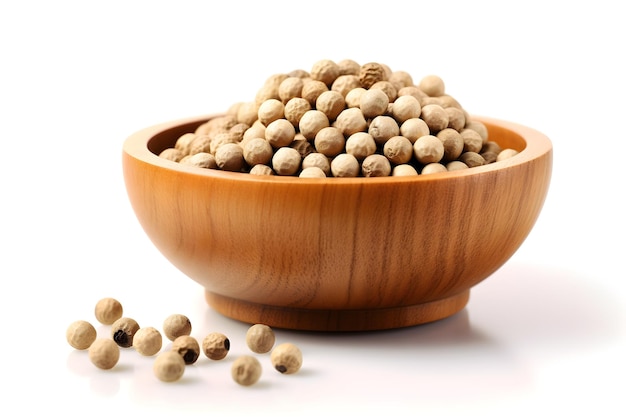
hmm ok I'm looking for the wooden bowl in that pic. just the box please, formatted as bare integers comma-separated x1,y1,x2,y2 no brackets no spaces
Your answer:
122,114,552,331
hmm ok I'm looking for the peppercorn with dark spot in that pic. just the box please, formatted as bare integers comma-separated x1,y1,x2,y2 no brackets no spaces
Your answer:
110,317,140,348
171,335,201,365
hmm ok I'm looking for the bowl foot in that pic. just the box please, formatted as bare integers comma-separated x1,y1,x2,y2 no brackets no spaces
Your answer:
204,290,470,332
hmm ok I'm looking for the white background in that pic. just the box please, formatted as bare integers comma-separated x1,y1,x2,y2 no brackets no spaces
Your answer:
1,1,624,416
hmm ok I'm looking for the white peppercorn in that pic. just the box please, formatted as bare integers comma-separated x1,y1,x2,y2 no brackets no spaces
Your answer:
419,74,445,97
334,107,367,137
345,132,377,160
257,98,285,126
290,137,315,159
163,313,192,342
330,74,361,97
446,160,469,171
299,166,326,178
392,164,419,176
111,317,140,348
278,76,304,103
171,335,200,365
481,150,499,164
337,58,360,75
153,351,186,382
242,138,273,167
388,70,414,90
202,332,230,360
390,95,421,124
242,120,266,143
302,152,331,176
400,118,430,144
369,115,400,146
272,146,301,176
159,148,185,162
370,80,397,102
301,79,328,106
180,152,218,169
215,142,245,172
271,342,302,375
459,151,486,168
310,59,340,87
231,355,262,386
465,119,489,143
420,104,449,133
445,106,466,131
249,164,274,175
496,148,519,161
314,126,345,157
236,101,259,126
383,135,413,165
89,338,120,370
398,85,428,103
299,109,330,140
361,154,391,177
284,97,311,127
133,326,162,356
265,118,296,148
421,162,447,175
331,153,360,177
359,88,389,119
413,135,444,164
316,90,345,121
436,128,464,162
460,128,484,153
345,87,366,108
245,324,275,354
66,320,96,350
359,62,387,89
94,297,123,325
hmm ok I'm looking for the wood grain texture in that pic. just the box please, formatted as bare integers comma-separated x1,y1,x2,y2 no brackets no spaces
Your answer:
123,115,553,331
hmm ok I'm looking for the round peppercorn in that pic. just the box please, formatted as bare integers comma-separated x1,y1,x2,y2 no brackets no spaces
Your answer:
202,332,231,360
153,351,186,382
133,326,163,356
66,320,96,350
171,335,200,365
245,324,275,354
94,297,123,325
110,317,140,348
163,313,192,342
231,355,262,386
88,338,120,370
271,343,303,374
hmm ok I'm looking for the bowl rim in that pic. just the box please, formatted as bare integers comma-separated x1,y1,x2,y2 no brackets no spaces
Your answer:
123,114,552,184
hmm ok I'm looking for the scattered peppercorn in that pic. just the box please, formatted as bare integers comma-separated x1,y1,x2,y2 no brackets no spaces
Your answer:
153,351,186,382
231,355,262,386
171,335,201,365
66,320,97,350
163,313,192,341
110,317,140,348
88,338,120,370
94,297,123,325
271,343,303,374
202,332,230,360
245,324,275,354
133,326,163,356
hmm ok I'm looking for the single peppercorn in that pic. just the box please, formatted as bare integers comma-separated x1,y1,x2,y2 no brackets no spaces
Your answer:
231,355,263,386
271,343,303,375
94,297,123,325
153,351,186,382
110,317,140,348
133,326,163,356
88,338,120,370
171,335,201,365
202,332,231,360
245,324,276,354
163,313,192,341
66,320,97,350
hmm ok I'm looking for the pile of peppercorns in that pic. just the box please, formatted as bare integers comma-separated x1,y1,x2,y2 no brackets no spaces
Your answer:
158,59,518,177
65,297,302,386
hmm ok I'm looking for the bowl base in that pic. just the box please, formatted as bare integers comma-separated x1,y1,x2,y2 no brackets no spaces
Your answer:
204,290,470,332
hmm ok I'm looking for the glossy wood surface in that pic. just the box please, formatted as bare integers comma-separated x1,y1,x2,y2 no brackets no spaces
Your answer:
122,115,552,331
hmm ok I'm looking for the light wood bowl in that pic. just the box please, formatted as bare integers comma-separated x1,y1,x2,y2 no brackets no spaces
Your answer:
122,114,552,331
